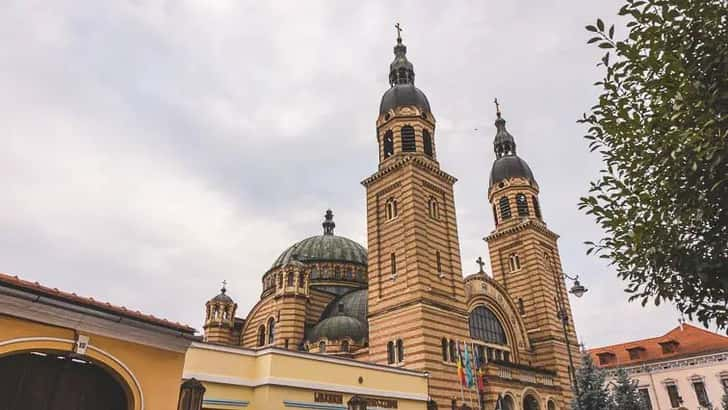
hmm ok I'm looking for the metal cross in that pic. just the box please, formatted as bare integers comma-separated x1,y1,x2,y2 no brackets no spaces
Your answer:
221,280,228,291
476,257,485,273
395,23,402,40
494,98,501,117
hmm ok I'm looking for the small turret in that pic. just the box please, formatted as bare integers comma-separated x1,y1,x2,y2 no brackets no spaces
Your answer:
203,281,238,344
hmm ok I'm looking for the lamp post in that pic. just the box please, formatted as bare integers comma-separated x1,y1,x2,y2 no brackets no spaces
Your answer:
556,273,588,407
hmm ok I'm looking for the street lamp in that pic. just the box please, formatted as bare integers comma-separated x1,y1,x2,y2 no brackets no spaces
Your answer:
557,273,588,408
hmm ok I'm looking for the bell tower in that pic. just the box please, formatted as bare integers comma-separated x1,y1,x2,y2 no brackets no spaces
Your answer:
483,103,580,405
362,27,469,407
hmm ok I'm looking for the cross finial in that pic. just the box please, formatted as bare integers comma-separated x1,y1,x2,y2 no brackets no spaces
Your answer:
221,280,228,293
395,23,402,41
494,98,501,118
476,257,485,273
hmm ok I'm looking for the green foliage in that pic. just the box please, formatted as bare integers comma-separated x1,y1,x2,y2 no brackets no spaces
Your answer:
579,0,728,329
572,354,610,410
722,391,728,410
608,368,647,410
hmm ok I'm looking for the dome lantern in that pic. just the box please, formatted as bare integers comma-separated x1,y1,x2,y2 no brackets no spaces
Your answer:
488,99,538,188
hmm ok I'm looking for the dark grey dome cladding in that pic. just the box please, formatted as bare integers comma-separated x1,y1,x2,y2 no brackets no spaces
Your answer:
379,84,431,114
489,156,537,188
309,315,368,342
270,235,368,270
319,289,368,324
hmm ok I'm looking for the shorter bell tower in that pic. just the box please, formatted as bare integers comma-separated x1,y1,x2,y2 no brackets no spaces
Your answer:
203,282,238,345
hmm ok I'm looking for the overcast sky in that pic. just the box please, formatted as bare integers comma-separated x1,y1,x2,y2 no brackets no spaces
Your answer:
1,0,703,347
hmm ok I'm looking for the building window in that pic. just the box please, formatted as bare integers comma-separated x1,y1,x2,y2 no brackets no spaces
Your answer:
390,253,397,280
627,347,645,360
441,338,449,361
660,341,679,354
299,272,305,288
449,340,457,363
499,197,512,219
518,298,525,315
547,400,556,410
267,318,275,344
493,204,498,225
428,197,439,219
385,198,398,220
436,251,443,276
257,325,266,347
341,340,349,353
287,272,294,287
692,380,710,407
516,193,529,216
666,383,681,408
396,339,404,363
469,306,507,345
503,351,510,362
638,389,652,410
423,129,433,157
387,341,395,364
383,130,394,159
597,352,616,366
401,125,416,152
319,341,326,353
532,196,542,219
508,254,521,272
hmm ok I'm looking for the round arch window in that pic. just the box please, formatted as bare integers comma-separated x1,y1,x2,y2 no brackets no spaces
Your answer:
468,306,507,345
524,394,540,410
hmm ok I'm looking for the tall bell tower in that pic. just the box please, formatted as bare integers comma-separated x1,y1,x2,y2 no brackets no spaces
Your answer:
362,27,469,406
483,103,580,405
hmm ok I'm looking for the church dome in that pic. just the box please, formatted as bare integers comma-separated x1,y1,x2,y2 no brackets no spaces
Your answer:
320,289,368,324
270,210,367,270
309,315,368,343
489,156,537,188
380,85,431,115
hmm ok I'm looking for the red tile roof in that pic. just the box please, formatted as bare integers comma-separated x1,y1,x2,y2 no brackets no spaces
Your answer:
0,272,196,334
588,324,728,368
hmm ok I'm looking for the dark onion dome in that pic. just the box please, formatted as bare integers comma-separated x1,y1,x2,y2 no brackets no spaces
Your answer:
270,210,368,270
379,27,431,115
489,106,538,188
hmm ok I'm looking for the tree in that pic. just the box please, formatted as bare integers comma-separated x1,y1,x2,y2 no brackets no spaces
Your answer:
579,0,728,329
608,368,646,410
722,391,728,410
572,354,610,410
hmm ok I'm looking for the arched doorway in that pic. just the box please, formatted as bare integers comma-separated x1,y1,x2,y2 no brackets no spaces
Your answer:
523,394,540,410
0,351,129,410
501,395,515,410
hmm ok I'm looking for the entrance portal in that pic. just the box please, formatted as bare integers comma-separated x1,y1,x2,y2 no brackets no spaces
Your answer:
0,351,129,410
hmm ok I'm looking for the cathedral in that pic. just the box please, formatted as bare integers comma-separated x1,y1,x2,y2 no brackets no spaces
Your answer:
201,31,581,410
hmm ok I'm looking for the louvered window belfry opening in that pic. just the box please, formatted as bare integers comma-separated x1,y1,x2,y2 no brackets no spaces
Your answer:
383,130,394,159
423,129,433,157
516,193,529,216
499,197,512,219
401,126,416,152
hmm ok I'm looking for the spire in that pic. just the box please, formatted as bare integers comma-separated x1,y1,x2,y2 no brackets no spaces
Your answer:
322,209,335,235
220,279,228,295
493,98,517,158
389,23,415,86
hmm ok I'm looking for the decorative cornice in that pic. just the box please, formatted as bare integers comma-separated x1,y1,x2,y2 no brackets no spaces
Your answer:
607,351,728,378
483,218,559,242
361,156,457,187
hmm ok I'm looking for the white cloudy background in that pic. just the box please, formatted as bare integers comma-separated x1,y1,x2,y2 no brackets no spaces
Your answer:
0,0,700,346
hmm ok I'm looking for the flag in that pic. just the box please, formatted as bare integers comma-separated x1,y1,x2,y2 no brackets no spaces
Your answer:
456,343,466,386
473,345,485,392
463,343,474,388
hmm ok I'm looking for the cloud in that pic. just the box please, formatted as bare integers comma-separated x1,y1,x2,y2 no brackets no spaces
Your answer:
0,0,698,345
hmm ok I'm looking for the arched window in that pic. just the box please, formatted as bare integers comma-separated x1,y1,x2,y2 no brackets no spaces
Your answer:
509,254,521,272
341,340,349,353
396,339,404,363
441,338,449,361
436,251,442,276
501,395,515,410
390,253,397,279
287,272,294,287
516,193,529,216
319,341,326,353
257,325,266,347
278,274,283,288
493,204,498,225
449,340,457,363
387,341,395,364
547,400,556,410
298,273,305,288
383,130,394,159
499,196,512,219
267,318,275,344
428,197,439,219
423,129,433,157
523,394,540,410
533,196,542,219
469,306,507,345
401,125,416,152
385,198,398,220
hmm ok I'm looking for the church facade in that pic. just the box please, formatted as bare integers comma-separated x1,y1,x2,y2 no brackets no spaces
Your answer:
202,32,580,410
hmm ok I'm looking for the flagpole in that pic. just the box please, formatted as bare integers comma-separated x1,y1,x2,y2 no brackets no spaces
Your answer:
472,342,482,410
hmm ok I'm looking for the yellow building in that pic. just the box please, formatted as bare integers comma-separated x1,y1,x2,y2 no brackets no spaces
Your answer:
0,272,196,410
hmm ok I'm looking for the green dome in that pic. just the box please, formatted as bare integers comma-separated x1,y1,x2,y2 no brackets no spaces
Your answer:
309,314,368,343
320,289,368,324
